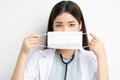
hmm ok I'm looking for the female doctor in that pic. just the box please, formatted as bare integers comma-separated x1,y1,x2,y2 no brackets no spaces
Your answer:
11,1,109,80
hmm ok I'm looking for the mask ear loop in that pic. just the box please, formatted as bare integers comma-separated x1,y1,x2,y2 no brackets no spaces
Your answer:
38,34,48,48
39,33,48,36
82,32,90,48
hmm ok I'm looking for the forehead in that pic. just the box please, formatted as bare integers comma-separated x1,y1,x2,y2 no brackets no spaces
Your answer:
54,12,77,23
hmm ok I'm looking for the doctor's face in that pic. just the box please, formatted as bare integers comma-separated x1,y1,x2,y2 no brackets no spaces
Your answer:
53,12,82,32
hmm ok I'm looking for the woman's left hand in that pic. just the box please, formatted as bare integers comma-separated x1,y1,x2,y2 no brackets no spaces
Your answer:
88,33,106,58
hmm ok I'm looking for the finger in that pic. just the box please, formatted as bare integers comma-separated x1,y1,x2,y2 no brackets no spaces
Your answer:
88,41,97,51
29,41,39,45
29,38,39,42
89,33,100,41
29,42,39,47
30,44,39,47
88,42,94,49
27,34,40,39
91,39,98,44
89,41,96,46
30,43,39,46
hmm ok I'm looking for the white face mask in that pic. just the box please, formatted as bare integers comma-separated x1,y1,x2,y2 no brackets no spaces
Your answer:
47,31,83,49
39,31,88,49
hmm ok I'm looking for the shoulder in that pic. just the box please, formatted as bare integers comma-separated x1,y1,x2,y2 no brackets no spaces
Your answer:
29,48,55,60
26,48,55,67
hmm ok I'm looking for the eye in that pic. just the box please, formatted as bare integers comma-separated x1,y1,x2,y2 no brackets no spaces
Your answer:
69,24,75,27
56,24,62,28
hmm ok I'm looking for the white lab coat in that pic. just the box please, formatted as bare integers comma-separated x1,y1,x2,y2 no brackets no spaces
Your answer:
24,47,97,80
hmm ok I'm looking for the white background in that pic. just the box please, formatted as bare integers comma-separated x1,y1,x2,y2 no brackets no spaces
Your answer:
0,0,120,80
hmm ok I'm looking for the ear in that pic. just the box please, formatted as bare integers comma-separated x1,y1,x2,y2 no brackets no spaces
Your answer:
78,21,82,31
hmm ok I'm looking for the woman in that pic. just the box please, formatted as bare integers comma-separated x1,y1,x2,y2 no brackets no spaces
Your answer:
11,1,109,80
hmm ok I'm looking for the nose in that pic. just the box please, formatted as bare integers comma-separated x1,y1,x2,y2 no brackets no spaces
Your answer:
62,26,69,31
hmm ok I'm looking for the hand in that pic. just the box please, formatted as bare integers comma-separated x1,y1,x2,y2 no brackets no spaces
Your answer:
88,33,106,58
20,34,40,55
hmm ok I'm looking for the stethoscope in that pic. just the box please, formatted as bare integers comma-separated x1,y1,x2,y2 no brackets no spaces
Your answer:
60,53,75,80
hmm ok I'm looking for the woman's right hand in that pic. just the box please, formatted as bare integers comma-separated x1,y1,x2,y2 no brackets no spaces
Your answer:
20,34,40,55
11,34,40,80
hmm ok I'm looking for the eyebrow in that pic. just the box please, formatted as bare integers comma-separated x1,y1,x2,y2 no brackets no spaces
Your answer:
68,21,76,23
55,22,62,24
55,21,76,24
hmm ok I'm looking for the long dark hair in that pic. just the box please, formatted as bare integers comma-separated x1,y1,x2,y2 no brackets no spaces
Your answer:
47,1,90,50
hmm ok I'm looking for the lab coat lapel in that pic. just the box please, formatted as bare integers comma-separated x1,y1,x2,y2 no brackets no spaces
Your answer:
79,49,90,80
39,49,55,80
39,57,48,80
